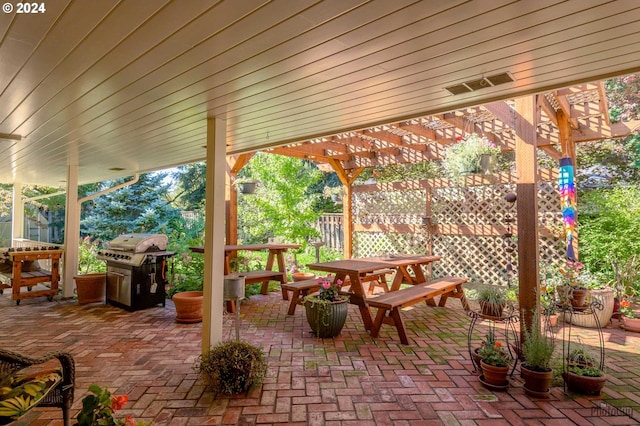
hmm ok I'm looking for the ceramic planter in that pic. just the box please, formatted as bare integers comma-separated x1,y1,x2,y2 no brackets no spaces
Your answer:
622,316,640,332
562,371,606,395
521,364,553,398
480,361,509,387
173,291,204,323
74,273,106,304
304,298,348,338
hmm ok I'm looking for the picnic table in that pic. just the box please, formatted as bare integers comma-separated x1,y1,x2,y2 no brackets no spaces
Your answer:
308,254,468,344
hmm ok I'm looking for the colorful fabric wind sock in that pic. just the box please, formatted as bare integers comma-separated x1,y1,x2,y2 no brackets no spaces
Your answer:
558,157,577,260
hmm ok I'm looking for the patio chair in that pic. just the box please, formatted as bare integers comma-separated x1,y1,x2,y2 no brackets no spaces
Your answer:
0,348,75,425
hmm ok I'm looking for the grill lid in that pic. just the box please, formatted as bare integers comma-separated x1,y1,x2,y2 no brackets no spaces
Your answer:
107,233,168,253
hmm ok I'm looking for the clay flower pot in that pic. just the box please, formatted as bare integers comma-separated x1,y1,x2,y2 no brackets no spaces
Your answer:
521,364,553,398
292,272,315,282
480,361,509,387
622,316,640,332
173,291,204,323
74,273,106,304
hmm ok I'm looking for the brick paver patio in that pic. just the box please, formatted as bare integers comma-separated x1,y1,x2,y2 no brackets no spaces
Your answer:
1,287,639,425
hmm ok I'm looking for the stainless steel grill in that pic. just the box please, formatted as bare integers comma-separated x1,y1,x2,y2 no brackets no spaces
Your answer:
97,233,174,311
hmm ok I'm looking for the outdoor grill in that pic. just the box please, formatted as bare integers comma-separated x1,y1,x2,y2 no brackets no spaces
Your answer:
97,233,175,311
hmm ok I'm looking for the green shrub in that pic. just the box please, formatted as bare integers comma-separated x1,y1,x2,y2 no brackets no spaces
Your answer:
195,340,267,395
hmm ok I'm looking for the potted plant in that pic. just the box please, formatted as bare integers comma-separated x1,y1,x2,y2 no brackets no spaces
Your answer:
234,177,258,194
619,299,640,332
441,133,501,179
556,259,589,309
520,311,556,397
540,284,559,328
289,263,315,282
194,340,267,395
74,236,107,304
77,384,145,425
169,252,205,323
477,335,512,388
477,286,507,318
562,346,606,395
303,275,349,338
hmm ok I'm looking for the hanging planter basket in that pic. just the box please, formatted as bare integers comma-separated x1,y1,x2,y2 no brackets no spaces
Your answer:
236,181,257,194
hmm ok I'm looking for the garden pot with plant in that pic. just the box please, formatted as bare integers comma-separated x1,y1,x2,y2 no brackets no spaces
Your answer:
477,332,512,389
304,275,348,338
520,311,555,398
563,346,606,395
74,236,107,304
477,286,507,318
619,299,640,332
195,340,267,395
441,133,501,179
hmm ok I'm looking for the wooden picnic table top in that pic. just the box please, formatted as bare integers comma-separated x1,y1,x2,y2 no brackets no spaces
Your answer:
362,254,441,267
307,259,393,275
189,243,300,254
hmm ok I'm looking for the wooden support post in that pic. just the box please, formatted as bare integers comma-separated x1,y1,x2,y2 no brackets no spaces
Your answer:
515,96,541,339
327,159,363,259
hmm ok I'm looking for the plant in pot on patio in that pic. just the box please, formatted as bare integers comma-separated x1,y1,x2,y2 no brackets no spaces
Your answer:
477,335,512,390
170,252,205,323
556,259,589,310
520,310,556,398
303,275,348,338
441,133,501,179
194,340,267,395
619,299,640,332
477,286,507,318
562,346,606,395
74,236,107,304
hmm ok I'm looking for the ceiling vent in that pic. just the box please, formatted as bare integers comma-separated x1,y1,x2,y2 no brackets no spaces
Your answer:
445,72,515,95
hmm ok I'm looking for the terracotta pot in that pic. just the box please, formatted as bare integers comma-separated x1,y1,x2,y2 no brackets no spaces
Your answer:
622,316,640,332
74,273,106,304
292,272,316,282
480,361,509,387
570,288,589,308
304,298,348,338
562,370,606,395
173,291,204,323
521,364,553,397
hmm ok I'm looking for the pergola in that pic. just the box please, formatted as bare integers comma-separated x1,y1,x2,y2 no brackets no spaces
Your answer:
1,1,640,351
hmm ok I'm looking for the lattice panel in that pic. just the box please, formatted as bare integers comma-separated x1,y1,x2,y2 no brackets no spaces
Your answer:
353,232,429,258
352,176,565,286
353,190,425,224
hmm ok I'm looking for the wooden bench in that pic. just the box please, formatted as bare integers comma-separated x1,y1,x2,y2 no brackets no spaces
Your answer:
366,276,469,345
0,248,64,305
224,269,287,312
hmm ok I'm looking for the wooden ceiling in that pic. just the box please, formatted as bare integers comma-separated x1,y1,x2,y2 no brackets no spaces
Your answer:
1,0,640,185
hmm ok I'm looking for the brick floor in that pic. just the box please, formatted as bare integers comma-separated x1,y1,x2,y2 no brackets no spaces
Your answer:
1,288,639,425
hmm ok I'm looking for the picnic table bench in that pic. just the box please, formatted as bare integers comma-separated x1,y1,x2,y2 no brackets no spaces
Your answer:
367,276,469,344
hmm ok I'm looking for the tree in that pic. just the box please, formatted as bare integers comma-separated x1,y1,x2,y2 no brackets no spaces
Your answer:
172,162,206,211
238,153,323,246
81,172,181,243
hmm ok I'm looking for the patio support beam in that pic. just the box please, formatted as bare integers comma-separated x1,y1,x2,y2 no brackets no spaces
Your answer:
11,182,24,243
328,159,363,258
63,165,80,299
514,96,540,339
202,117,227,352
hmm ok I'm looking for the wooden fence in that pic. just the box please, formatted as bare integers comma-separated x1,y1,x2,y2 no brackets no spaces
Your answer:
315,213,343,251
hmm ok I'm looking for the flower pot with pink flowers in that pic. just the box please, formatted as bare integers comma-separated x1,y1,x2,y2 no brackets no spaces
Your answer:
304,275,348,338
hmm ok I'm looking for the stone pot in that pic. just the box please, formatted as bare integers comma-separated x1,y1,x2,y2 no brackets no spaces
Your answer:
521,364,553,398
566,288,614,328
74,273,106,304
304,298,348,338
173,291,204,323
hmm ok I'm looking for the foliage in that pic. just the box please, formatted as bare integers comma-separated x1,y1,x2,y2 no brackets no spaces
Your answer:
195,340,267,395
441,133,501,178
606,73,640,123
78,236,106,274
171,162,206,211
81,172,181,242
619,299,637,319
370,161,440,183
540,283,557,315
237,153,323,247
477,286,506,305
566,347,596,367
521,311,555,372
578,187,640,293
567,365,604,377
478,338,512,367
612,255,640,297
558,260,586,288
77,384,145,426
